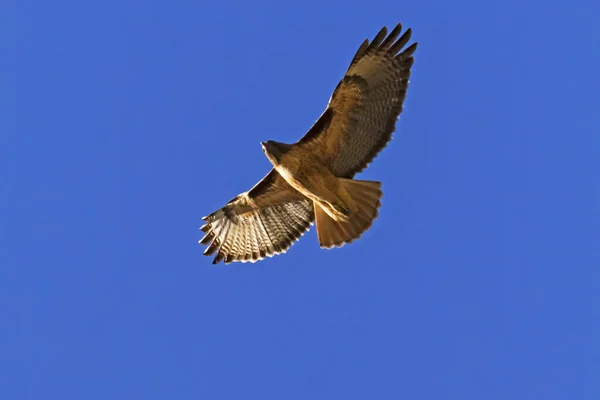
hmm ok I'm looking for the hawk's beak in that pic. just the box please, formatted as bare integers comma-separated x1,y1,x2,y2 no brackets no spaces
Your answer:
260,142,267,151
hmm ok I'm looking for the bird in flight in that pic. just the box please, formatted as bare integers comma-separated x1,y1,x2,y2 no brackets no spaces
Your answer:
200,23,418,264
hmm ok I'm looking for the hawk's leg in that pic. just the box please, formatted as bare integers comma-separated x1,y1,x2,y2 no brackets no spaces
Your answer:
328,200,351,220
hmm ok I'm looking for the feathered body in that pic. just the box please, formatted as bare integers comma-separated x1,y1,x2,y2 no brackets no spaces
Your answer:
262,140,352,222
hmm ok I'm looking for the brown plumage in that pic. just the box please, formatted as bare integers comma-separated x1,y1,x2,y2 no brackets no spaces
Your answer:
200,23,418,264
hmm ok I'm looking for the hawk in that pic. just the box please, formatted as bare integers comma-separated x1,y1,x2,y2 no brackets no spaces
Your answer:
200,23,418,264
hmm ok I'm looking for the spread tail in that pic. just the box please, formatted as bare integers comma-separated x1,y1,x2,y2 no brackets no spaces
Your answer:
314,178,383,249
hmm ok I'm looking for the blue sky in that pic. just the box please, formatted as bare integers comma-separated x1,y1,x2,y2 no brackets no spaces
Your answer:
2,0,599,398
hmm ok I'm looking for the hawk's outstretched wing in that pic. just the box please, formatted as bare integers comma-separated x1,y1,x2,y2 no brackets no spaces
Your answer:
298,23,417,178
200,170,314,264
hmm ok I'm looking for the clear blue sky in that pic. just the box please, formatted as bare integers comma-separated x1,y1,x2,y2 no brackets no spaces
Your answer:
2,0,599,398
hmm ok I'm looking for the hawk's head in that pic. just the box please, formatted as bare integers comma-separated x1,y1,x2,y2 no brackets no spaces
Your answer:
261,140,292,166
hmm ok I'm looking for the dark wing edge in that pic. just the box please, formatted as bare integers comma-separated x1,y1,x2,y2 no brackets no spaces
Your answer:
199,170,315,265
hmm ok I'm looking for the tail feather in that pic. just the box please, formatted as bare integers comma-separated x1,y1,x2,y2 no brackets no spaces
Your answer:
314,178,383,249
